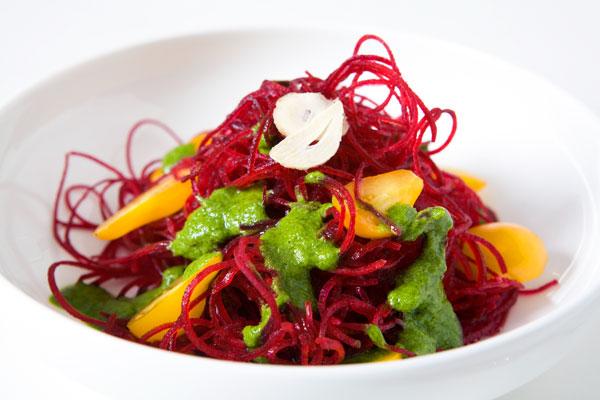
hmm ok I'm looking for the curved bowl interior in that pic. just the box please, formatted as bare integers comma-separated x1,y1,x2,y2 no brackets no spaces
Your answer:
0,28,599,400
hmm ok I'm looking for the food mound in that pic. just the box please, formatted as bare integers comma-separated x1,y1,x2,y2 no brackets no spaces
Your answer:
49,35,552,365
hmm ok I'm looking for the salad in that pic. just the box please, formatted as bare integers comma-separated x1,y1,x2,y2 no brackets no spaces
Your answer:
49,35,553,364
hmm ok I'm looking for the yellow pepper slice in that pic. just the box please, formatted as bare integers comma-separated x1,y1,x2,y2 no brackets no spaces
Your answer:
466,222,547,283
376,351,402,362
445,168,486,192
127,252,223,341
149,168,165,183
94,170,192,240
332,170,424,239
95,132,210,240
189,132,209,149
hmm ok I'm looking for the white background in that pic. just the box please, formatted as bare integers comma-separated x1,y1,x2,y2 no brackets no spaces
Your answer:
0,1,598,398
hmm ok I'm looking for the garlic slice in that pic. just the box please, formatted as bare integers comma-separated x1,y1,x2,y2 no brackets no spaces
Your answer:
273,92,333,137
270,93,348,170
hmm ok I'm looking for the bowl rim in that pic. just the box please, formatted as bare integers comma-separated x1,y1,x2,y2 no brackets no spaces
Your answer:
0,24,599,375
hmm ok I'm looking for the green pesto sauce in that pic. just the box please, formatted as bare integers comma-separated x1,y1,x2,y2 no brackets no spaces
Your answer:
162,143,196,172
170,185,268,260
182,251,221,279
258,135,270,155
242,304,272,348
304,171,326,185
271,279,291,306
52,283,137,320
51,266,184,320
260,201,339,308
365,323,388,349
397,282,459,354
130,266,184,310
386,204,463,355
250,122,271,155
343,325,400,363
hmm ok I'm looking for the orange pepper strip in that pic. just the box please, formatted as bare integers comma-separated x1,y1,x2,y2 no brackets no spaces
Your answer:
445,168,486,192
94,169,192,240
127,252,223,341
148,168,165,183
95,132,210,240
189,132,209,149
332,170,424,239
464,222,547,283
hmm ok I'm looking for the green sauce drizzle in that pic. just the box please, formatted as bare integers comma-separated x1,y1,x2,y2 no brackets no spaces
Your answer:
162,143,196,172
304,171,326,185
248,122,271,155
242,304,272,348
170,185,268,260
182,252,221,279
258,135,271,155
51,266,184,320
345,325,402,363
130,266,184,310
386,204,463,355
365,323,388,349
260,201,339,308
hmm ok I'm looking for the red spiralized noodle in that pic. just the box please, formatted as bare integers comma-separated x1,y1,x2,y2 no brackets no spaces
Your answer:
48,35,554,363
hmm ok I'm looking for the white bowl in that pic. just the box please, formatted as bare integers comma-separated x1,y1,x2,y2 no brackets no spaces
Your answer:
0,27,599,400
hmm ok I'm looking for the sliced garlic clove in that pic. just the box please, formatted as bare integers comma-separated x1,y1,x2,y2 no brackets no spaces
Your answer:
270,100,345,170
269,102,335,168
273,92,333,137
296,105,345,169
